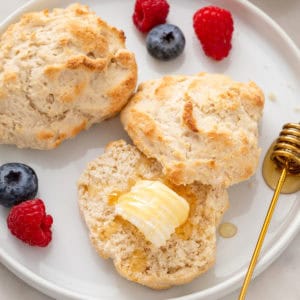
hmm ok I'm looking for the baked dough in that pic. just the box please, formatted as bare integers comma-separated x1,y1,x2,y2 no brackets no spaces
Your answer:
0,3,137,149
121,73,264,186
78,140,229,289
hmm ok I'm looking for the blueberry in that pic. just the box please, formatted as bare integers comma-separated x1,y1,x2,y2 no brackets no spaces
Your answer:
146,24,185,61
0,163,38,207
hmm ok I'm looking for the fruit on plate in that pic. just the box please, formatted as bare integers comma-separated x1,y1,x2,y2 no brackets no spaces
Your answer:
133,0,170,32
193,6,234,60
7,199,53,247
146,24,185,60
0,163,38,207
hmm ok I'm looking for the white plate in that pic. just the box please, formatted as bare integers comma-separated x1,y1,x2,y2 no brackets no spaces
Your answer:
0,0,299,299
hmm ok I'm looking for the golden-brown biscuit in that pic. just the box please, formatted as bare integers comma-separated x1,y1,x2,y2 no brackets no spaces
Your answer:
121,73,264,186
0,4,137,149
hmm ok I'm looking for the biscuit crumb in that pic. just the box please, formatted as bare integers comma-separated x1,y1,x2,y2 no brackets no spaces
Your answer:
248,181,254,188
294,106,300,113
268,92,276,102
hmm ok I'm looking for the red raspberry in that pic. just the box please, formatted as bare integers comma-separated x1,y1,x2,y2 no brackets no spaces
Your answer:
193,6,234,60
133,0,170,33
7,199,53,247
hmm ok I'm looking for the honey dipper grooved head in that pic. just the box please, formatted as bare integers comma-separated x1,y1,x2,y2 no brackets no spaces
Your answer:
271,123,300,174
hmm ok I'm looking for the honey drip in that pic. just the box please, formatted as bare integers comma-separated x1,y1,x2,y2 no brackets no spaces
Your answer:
165,180,197,240
127,249,148,273
262,142,300,194
108,191,122,205
175,220,193,240
218,222,238,238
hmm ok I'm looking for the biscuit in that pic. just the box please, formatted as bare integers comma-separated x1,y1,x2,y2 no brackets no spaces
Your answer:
121,73,264,186
77,140,229,289
0,4,137,149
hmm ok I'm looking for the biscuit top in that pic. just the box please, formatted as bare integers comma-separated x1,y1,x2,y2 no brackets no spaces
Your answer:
121,73,264,186
0,3,137,149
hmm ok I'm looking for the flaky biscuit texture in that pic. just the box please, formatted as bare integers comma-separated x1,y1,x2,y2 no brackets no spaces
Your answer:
78,140,228,289
0,3,137,149
121,73,264,186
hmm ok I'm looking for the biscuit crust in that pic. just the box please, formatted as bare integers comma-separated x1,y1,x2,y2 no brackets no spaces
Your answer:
0,4,137,149
121,73,264,186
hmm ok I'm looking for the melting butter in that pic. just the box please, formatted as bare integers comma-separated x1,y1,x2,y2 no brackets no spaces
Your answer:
115,180,190,247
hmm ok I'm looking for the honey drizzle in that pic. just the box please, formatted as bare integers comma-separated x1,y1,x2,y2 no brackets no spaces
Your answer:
127,249,148,273
218,222,238,238
107,191,121,206
163,180,198,240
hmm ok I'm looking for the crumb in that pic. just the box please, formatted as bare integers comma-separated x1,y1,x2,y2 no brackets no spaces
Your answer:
248,181,254,188
294,106,300,113
268,92,277,102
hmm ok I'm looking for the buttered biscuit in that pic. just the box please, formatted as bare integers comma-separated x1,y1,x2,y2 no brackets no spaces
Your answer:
78,140,228,289
121,73,264,186
0,4,137,149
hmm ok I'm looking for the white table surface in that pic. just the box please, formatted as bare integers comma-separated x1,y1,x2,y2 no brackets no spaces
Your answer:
0,1,299,299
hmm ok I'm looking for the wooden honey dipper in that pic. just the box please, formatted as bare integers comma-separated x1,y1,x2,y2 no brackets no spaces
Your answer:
239,122,300,300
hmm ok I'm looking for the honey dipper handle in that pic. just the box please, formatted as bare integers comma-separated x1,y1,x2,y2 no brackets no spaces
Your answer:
238,167,287,300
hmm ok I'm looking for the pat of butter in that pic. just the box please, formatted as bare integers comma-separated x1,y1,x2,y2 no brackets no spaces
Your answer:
115,180,189,247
